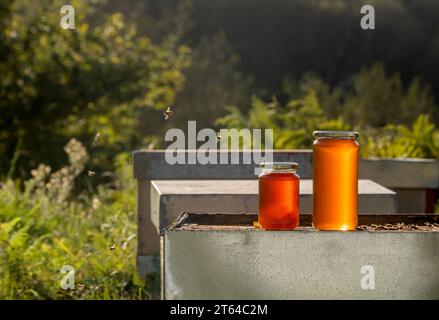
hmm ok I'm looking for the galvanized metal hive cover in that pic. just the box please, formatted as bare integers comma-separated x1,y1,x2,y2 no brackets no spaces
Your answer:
162,213,439,300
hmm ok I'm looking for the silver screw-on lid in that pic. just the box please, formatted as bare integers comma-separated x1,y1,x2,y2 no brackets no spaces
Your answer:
260,162,298,170
313,131,359,140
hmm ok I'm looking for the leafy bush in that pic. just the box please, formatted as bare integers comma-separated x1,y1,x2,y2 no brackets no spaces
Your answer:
217,65,439,159
360,115,439,159
0,0,190,178
216,82,351,149
345,64,437,127
0,140,148,299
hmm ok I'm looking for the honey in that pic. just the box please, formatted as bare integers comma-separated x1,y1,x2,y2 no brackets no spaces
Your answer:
312,131,359,231
258,162,300,230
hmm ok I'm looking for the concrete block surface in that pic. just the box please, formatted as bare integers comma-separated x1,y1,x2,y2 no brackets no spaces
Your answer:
360,158,439,189
133,150,313,180
162,213,439,300
151,179,396,231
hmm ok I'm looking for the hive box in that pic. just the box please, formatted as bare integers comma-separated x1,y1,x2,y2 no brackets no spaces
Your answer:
133,150,439,278
151,179,396,233
162,213,439,300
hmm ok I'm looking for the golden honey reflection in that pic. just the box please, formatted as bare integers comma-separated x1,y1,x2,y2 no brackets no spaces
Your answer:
312,138,359,231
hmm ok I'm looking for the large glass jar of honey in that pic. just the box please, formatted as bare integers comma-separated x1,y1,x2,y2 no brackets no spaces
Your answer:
258,162,300,230
312,131,359,231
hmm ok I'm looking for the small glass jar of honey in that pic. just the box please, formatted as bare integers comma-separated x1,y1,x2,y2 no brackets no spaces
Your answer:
312,131,359,231
258,162,300,230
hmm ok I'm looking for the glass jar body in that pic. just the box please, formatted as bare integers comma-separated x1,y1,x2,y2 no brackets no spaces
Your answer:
312,137,359,231
258,170,300,230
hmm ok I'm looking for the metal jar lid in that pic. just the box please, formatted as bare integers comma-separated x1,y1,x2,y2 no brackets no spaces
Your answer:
313,131,359,140
260,162,298,170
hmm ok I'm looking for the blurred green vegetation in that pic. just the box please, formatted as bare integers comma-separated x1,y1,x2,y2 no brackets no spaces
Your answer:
0,0,190,178
139,0,439,104
217,65,439,158
2,0,439,181
0,140,151,299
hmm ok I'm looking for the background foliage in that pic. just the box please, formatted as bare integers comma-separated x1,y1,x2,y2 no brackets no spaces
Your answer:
0,0,190,178
0,141,150,299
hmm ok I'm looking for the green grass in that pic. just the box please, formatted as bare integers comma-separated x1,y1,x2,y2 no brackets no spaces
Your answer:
0,141,150,299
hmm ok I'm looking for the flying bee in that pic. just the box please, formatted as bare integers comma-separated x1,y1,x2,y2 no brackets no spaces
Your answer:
91,132,101,148
267,102,277,114
109,244,116,251
216,131,222,143
267,102,276,110
87,170,96,177
163,106,175,120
